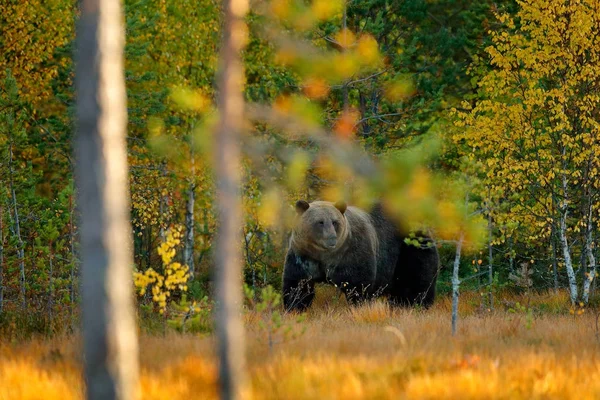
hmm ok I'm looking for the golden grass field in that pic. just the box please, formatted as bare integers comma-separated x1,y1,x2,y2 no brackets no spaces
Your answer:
2,288,600,399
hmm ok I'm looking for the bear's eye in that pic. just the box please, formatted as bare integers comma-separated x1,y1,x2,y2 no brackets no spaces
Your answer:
332,220,338,227
318,220,324,225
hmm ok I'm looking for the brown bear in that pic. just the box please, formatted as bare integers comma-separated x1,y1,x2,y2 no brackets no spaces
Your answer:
282,200,439,311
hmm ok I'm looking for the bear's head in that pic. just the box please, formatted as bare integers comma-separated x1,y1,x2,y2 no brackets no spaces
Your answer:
291,200,348,253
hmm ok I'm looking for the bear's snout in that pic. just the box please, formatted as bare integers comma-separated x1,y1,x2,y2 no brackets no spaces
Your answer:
324,236,337,248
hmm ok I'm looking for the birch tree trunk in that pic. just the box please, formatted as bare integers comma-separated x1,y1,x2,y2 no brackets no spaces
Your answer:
184,183,195,278
452,235,463,336
559,172,577,304
559,209,577,304
214,0,249,398
583,202,596,303
551,220,559,293
8,132,26,310
75,0,139,398
47,247,54,327
158,163,167,242
508,236,514,274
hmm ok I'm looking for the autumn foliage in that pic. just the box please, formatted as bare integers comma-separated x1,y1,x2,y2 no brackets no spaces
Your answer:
3,0,600,397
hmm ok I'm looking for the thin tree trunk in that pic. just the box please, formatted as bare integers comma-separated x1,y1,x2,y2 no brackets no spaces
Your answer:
508,236,514,274
8,132,26,310
559,172,577,304
214,0,249,398
358,91,371,136
47,246,54,328
487,207,493,310
583,201,596,303
592,231,598,297
244,231,255,291
159,163,167,242
75,0,139,398
452,235,463,336
146,225,152,269
580,228,588,283
184,134,196,278
560,209,577,304
184,183,195,278
159,195,166,242
551,220,559,293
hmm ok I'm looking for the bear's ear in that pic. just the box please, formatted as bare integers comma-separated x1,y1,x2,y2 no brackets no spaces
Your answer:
296,200,310,215
334,200,347,215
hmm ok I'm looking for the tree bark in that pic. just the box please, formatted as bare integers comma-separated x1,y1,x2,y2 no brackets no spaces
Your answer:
592,231,599,297
583,202,596,303
75,0,139,398
158,163,167,242
243,230,255,291
508,236,514,273
184,183,195,278
358,91,371,136
559,172,577,304
8,131,26,310
214,0,249,398
47,246,54,327
560,210,577,304
452,235,463,336
184,133,196,278
551,219,559,293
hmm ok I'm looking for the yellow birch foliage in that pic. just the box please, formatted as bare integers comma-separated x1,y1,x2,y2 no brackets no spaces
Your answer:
126,0,219,239
454,0,600,242
0,0,73,109
134,226,190,313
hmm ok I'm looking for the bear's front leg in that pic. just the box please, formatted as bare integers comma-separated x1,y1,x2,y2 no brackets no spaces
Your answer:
282,251,320,312
329,257,377,306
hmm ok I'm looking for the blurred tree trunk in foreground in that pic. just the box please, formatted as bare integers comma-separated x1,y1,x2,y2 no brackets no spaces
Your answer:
214,0,249,398
75,0,139,399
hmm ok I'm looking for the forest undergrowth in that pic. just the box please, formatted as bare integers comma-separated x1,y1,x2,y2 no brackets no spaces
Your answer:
2,288,600,400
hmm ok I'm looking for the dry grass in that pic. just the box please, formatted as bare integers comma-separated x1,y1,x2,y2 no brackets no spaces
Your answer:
2,289,600,399
347,299,393,324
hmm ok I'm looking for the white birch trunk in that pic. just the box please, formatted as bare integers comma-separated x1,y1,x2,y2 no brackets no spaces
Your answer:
559,211,577,304
184,183,195,278
47,248,54,326
452,235,463,336
583,203,596,303
214,0,249,398
75,0,139,398
158,164,167,242
559,171,577,304
551,221,559,293
8,134,26,310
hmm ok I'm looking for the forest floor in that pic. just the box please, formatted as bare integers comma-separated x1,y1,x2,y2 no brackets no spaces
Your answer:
2,288,600,399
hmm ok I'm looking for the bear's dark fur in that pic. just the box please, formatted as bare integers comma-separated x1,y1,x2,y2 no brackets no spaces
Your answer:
282,200,439,312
